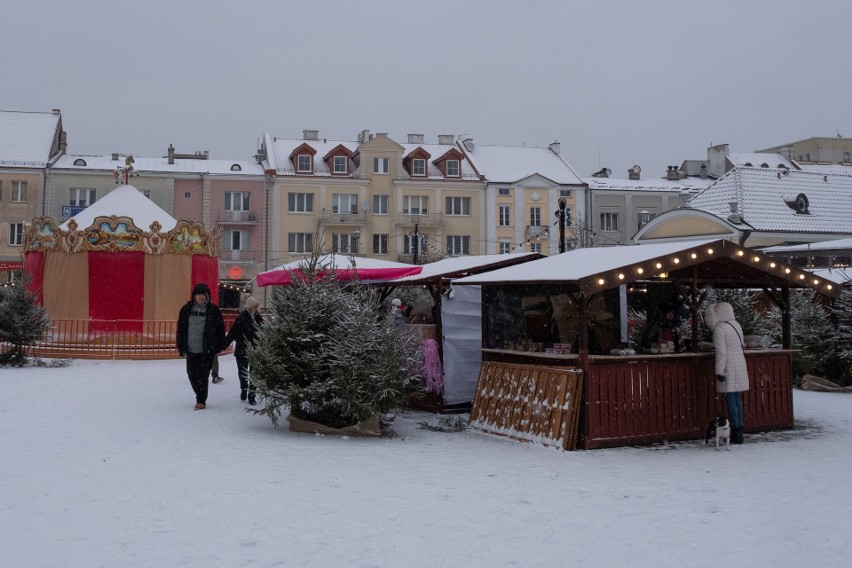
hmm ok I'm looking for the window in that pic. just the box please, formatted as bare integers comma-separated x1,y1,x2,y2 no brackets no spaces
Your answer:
230,164,241,171
373,157,389,174
638,210,656,230
12,181,27,202
225,192,250,211
224,230,249,251
332,233,359,254
297,154,312,172
530,207,541,226
445,196,470,216
560,189,572,197
288,233,313,253
184,192,192,199
404,233,428,255
499,205,511,227
70,188,96,207
412,158,426,176
373,234,388,255
333,155,348,174
445,159,460,177
403,196,428,214
446,235,470,256
499,238,512,254
498,187,511,196
288,193,314,213
9,223,23,246
601,212,619,232
372,195,389,215
73,158,87,166
332,194,358,215
530,242,542,253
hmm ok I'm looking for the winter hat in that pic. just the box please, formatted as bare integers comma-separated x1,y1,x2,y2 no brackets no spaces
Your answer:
245,297,260,310
192,282,211,301
391,298,402,307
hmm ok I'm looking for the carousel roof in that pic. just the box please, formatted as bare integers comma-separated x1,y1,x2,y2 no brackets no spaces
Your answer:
454,239,840,298
59,184,178,231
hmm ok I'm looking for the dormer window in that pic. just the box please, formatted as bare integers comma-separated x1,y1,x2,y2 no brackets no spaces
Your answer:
446,159,460,177
290,143,318,174
230,163,242,171
333,155,348,174
433,148,464,178
73,158,87,167
297,154,312,172
412,158,426,176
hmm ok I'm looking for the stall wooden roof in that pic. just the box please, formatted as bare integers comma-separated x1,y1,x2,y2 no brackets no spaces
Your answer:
453,239,840,298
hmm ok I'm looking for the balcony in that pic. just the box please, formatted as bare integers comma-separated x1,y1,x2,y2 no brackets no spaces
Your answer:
320,210,368,225
526,225,549,238
397,252,440,265
217,210,258,225
396,212,443,227
61,205,89,218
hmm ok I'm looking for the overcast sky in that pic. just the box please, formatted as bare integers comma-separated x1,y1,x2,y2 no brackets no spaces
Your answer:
4,0,851,179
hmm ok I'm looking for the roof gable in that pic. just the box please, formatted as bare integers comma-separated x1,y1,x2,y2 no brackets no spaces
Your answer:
0,110,62,167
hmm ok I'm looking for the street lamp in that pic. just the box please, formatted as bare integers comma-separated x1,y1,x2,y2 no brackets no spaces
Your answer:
352,229,361,253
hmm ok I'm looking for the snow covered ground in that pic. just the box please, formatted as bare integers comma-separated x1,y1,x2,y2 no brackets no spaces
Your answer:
2,356,851,567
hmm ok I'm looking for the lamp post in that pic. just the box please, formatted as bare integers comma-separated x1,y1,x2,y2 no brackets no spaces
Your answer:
352,229,361,253
556,197,568,253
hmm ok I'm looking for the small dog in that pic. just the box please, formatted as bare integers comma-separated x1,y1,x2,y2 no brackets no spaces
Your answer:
705,415,731,450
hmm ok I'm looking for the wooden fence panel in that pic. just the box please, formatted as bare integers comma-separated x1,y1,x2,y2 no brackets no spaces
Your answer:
470,362,584,450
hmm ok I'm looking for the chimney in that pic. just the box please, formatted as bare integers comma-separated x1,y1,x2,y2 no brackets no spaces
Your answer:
358,129,371,143
628,165,641,180
727,200,742,223
462,138,475,152
699,164,708,179
303,129,319,141
666,165,680,181
52,108,61,115
167,144,175,165
680,190,693,207
438,134,455,145
549,140,561,155
112,152,120,161
407,133,425,144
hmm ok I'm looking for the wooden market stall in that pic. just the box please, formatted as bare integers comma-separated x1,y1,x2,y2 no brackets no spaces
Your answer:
454,239,840,449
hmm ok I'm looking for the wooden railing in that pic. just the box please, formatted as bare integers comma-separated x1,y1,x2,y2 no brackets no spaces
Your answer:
2,314,237,360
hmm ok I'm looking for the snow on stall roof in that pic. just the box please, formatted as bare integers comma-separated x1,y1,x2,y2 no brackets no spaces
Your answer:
59,184,178,231
390,253,541,283
454,240,718,285
807,267,852,284
268,254,417,271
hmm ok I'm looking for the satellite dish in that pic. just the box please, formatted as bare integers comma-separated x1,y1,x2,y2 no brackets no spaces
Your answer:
632,165,641,173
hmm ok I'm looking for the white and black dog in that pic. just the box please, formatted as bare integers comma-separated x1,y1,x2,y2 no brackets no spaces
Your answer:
705,415,731,450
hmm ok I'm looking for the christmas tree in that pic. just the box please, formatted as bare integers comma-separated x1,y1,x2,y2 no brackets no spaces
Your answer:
247,253,424,430
0,280,50,366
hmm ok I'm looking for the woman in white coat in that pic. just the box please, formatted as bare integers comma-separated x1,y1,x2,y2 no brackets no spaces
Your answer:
705,301,749,444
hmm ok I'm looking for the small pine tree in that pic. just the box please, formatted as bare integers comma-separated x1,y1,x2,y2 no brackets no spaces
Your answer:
247,254,424,429
0,280,50,366
702,288,771,339
830,283,852,385
768,288,841,381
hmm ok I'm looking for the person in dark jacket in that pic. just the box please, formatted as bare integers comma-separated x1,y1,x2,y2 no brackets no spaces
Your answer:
224,296,263,405
176,282,226,410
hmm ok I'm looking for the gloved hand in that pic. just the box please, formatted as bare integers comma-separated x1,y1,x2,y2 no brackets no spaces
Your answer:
716,374,726,383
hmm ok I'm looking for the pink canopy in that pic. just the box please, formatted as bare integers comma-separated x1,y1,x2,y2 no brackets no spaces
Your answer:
256,254,422,286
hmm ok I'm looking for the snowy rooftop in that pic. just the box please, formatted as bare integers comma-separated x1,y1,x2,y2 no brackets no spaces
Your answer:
59,184,178,231
52,154,264,176
762,236,852,253
263,134,357,176
0,110,61,167
459,144,584,185
583,176,713,192
390,253,542,283
399,143,481,181
727,152,794,169
685,166,852,235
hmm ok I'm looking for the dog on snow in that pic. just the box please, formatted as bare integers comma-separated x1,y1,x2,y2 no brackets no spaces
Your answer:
705,415,731,450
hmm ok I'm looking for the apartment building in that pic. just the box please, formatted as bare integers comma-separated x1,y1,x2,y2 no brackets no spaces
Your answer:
0,109,66,284
259,130,484,267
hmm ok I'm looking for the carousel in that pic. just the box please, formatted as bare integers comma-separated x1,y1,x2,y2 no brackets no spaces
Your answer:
22,184,220,356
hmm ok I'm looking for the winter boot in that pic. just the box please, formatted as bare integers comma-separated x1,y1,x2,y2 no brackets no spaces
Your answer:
732,427,743,444
248,391,257,406
240,389,247,401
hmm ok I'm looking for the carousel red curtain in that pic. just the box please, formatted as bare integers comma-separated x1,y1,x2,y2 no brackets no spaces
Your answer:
191,255,220,305
88,251,145,332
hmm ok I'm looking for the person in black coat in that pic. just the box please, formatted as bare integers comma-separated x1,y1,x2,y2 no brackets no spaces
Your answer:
224,296,264,405
176,282,226,410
